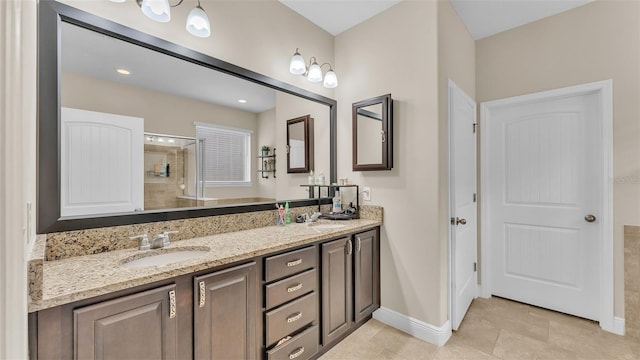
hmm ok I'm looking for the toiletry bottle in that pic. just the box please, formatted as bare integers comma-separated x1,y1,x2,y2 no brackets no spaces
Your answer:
285,201,291,224
308,170,314,185
316,172,325,185
332,189,342,213
278,205,285,226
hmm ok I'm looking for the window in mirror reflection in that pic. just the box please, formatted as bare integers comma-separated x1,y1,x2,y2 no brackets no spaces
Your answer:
196,122,251,186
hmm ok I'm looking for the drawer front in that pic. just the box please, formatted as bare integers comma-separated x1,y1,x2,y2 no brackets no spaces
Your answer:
265,292,317,347
267,325,319,360
265,246,316,282
265,269,317,310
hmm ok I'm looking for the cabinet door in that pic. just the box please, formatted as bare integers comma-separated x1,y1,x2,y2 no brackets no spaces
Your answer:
74,284,178,360
354,229,380,323
194,262,257,360
321,237,352,345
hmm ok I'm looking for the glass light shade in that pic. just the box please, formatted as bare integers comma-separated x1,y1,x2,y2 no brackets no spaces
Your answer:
307,62,323,82
289,53,306,75
323,69,338,88
186,6,211,38
140,0,170,22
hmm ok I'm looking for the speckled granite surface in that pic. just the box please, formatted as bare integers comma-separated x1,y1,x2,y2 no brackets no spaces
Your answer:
29,211,382,313
44,205,334,261
625,225,640,340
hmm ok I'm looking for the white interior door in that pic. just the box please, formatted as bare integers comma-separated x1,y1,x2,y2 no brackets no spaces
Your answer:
449,80,478,331
482,87,605,321
61,107,144,216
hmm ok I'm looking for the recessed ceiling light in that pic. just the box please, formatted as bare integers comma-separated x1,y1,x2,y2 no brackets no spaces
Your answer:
238,99,247,103
158,138,165,142
168,139,175,143
116,68,130,75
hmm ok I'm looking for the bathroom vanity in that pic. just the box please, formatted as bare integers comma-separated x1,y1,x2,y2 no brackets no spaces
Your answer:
28,221,380,360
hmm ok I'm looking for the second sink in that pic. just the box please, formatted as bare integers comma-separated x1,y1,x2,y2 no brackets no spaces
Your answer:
121,247,210,268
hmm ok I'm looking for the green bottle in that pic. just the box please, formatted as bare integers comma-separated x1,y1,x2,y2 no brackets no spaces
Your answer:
285,201,291,224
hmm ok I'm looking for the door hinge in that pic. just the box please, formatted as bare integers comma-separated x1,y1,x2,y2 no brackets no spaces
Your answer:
473,262,477,272
473,193,476,202
473,123,477,133
450,217,455,225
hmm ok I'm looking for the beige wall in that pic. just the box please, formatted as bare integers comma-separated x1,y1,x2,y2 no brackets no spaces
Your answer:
336,1,444,325
476,0,640,318
257,108,277,198
275,91,331,201
437,0,477,322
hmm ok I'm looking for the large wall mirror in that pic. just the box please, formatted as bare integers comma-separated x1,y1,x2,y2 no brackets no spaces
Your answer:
352,94,393,171
38,1,337,233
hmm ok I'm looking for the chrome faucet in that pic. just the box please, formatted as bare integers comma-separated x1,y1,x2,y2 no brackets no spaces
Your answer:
150,231,179,249
129,234,150,250
303,212,322,223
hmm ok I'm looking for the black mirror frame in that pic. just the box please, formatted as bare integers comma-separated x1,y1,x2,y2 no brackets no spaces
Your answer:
286,115,314,173
37,0,337,233
352,94,393,171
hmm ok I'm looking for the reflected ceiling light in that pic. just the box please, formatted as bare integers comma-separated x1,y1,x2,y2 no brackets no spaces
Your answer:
109,0,126,3
288,48,338,88
128,0,210,38
116,68,131,75
238,99,247,103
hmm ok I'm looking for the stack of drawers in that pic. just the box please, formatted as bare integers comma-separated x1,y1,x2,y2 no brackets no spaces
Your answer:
264,246,319,360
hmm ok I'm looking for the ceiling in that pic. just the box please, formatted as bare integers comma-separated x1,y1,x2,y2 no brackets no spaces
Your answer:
449,0,593,39
62,22,276,114
279,0,592,39
278,0,402,36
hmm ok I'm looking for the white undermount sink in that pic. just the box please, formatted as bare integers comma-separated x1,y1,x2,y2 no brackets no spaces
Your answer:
121,247,209,268
309,223,347,230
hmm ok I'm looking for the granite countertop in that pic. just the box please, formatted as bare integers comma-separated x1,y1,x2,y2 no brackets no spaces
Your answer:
28,219,381,313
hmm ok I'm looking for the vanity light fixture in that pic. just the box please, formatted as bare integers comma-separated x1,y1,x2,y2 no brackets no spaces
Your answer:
289,48,338,88
111,0,211,37
238,99,247,103
116,68,131,75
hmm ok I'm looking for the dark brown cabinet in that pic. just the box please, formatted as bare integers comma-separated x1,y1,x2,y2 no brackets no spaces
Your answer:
321,229,379,346
30,227,380,360
354,229,380,323
74,284,178,360
194,262,257,360
321,237,353,345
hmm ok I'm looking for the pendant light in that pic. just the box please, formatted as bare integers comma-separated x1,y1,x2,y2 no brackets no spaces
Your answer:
288,48,338,88
130,0,211,38
186,1,211,38
140,0,171,22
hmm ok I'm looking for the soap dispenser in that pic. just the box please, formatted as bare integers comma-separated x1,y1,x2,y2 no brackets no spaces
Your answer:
332,189,342,213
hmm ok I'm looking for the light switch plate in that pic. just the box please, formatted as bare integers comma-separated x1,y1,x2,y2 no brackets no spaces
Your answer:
362,187,371,201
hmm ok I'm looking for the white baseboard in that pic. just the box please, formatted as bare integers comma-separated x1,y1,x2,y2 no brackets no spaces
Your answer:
611,317,625,336
372,307,452,346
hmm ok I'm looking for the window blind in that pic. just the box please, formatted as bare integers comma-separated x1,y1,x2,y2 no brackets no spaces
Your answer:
195,122,251,186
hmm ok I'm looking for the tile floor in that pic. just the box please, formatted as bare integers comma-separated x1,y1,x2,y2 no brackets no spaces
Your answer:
319,297,640,359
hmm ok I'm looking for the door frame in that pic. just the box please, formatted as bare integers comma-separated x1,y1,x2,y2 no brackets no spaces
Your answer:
479,80,614,333
447,79,478,330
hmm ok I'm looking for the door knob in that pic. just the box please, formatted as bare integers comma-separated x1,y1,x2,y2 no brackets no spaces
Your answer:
455,217,467,225
584,214,597,223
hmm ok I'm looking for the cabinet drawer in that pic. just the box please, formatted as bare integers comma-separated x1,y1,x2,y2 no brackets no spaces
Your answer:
265,292,317,347
266,325,319,360
265,269,316,310
265,246,316,282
